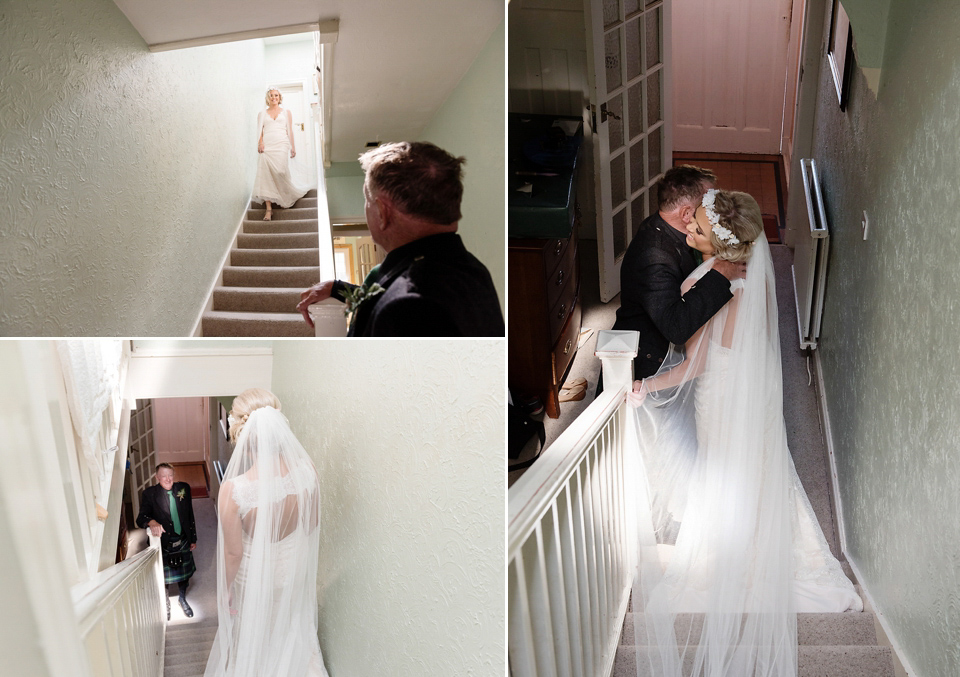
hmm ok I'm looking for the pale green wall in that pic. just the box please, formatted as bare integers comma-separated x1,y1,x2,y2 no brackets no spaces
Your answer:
0,0,265,335
324,163,366,221
419,19,505,311
269,340,504,677
841,0,891,69
809,1,960,674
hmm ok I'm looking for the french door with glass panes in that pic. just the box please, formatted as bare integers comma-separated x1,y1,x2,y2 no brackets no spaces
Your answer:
585,0,671,302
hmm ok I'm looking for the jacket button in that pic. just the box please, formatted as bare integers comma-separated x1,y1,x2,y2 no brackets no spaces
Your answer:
645,353,652,359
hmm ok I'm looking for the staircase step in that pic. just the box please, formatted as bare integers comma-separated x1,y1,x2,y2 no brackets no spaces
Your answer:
623,611,878,647
245,206,318,221
230,248,319,266
201,311,315,337
165,649,212,667
222,265,319,288
212,286,304,313
799,645,894,676
613,645,894,677
255,196,316,209
797,612,877,646
236,232,319,249
165,634,216,655
242,218,318,234
163,661,208,677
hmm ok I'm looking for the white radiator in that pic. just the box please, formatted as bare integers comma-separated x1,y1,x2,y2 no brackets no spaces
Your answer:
791,158,831,350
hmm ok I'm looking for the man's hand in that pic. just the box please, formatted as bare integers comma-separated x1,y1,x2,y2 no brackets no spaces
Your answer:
297,280,335,327
190,543,197,551
148,520,165,538
712,258,747,281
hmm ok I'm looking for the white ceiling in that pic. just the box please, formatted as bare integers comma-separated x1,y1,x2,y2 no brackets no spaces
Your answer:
111,0,504,163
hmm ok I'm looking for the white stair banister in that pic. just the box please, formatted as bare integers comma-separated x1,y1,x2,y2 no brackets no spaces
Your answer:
72,540,165,677
509,331,639,677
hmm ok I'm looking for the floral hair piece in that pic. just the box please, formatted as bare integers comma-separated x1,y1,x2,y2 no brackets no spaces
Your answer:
701,189,740,245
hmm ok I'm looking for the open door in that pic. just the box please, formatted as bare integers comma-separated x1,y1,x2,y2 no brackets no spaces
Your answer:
585,0,672,303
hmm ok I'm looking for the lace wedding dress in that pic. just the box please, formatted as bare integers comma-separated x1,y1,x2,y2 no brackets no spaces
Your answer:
252,109,309,208
204,407,329,677
629,238,860,677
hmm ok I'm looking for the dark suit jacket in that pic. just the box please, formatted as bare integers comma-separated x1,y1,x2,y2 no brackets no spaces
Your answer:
613,212,732,378
333,233,504,337
136,482,197,551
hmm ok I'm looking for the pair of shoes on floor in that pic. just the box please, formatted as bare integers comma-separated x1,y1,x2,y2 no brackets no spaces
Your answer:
179,595,193,618
559,377,587,402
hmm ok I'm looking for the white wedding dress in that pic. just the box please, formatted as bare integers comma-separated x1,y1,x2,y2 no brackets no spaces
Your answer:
629,238,860,677
252,109,309,208
204,407,329,677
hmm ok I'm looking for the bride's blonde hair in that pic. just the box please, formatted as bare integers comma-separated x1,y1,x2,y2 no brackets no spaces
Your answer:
708,190,763,263
264,88,282,106
229,388,281,442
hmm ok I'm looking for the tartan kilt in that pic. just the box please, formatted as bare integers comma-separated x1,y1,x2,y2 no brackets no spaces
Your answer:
161,536,196,584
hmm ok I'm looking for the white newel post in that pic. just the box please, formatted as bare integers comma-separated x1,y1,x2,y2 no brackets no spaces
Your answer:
308,95,349,337
595,330,639,392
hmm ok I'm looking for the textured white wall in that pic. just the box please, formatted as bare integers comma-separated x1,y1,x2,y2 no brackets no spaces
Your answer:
0,0,266,335
809,1,960,674
270,340,504,676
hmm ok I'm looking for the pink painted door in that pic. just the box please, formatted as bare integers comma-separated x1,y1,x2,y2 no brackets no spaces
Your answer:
153,397,208,464
672,0,793,154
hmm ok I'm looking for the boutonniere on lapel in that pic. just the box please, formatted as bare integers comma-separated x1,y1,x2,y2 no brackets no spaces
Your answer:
341,281,386,326
176,488,186,501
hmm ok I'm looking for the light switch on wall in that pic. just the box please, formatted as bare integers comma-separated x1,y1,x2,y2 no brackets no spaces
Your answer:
861,211,870,241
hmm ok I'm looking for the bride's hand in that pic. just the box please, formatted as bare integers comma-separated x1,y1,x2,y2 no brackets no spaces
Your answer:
627,380,647,407
290,149,296,158
258,142,264,153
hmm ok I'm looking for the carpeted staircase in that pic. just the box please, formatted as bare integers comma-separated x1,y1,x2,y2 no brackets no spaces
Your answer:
163,617,218,677
614,581,896,676
201,191,321,336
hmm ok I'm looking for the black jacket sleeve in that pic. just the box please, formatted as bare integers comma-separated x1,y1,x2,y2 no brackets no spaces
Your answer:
135,486,158,530
638,246,733,346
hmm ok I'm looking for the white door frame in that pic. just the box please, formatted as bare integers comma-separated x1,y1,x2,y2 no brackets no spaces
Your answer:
585,0,673,303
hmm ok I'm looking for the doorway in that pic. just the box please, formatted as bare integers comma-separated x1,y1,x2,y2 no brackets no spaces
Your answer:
672,0,805,157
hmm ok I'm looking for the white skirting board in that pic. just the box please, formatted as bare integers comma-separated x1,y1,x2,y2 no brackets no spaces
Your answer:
811,350,915,677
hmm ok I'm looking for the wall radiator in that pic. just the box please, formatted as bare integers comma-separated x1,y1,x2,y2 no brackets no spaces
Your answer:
791,158,831,350
508,385,634,677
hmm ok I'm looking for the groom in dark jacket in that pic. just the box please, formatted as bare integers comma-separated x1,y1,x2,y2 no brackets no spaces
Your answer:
297,142,504,337
136,463,197,619
612,165,742,380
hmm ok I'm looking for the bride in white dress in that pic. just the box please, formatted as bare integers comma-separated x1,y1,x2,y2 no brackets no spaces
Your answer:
253,88,309,221
204,389,329,677
628,190,861,677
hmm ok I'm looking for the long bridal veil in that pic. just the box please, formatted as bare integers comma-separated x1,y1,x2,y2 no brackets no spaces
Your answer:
628,235,845,677
204,405,328,677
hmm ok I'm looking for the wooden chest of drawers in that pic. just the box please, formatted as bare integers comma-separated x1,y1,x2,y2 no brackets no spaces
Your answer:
508,229,581,418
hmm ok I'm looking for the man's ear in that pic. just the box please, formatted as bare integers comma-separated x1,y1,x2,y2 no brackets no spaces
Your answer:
376,194,394,228
678,204,696,224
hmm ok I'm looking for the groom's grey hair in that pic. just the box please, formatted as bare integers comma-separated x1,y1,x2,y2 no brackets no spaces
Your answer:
657,165,717,211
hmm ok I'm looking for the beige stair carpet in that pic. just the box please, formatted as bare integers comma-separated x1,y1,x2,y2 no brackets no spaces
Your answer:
163,498,218,677
614,588,896,676
202,191,322,337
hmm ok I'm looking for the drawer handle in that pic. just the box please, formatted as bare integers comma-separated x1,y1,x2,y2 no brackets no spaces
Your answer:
556,270,564,286
555,240,563,256
558,304,566,320
563,339,573,355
